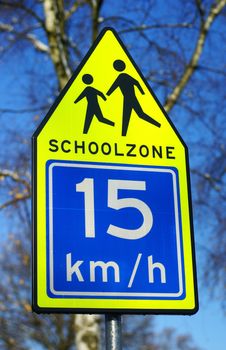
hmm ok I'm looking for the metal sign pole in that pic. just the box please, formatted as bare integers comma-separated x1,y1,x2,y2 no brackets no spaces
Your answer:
105,314,122,350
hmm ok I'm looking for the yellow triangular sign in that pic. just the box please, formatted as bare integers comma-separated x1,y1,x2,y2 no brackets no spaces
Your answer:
32,28,198,314
35,27,185,164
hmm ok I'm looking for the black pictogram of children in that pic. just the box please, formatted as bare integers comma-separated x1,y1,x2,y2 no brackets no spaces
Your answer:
107,60,161,136
74,73,114,134
74,60,161,136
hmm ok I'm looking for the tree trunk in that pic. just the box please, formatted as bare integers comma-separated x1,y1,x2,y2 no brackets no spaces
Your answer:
43,0,72,89
75,315,101,350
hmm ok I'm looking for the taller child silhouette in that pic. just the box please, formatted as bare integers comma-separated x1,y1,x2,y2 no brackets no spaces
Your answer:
107,60,161,136
74,74,114,134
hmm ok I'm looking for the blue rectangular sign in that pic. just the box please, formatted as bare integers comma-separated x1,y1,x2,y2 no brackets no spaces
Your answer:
46,161,184,300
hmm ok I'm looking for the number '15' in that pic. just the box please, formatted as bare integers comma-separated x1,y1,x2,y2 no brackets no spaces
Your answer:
76,178,153,240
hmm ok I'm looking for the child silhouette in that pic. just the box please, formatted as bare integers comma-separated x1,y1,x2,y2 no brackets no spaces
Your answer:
107,60,161,136
74,74,114,134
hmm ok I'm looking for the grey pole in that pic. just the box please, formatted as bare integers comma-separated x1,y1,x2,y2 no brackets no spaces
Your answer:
105,314,122,350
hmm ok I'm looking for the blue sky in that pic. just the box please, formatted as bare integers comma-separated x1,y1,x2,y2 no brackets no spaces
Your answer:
156,299,226,350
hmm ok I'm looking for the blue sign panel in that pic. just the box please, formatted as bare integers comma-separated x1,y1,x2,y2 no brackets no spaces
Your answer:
46,161,184,299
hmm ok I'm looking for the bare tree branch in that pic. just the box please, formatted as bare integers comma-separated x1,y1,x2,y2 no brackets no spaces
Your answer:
65,0,87,20
119,22,193,34
0,194,30,210
0,21,49,54
26,33,49,53
195,0,205,20
89,0,104,42
0,1,45,28
0,169,30,188
0,169,31,209
0,22,13,32
197,64,226,76
0,106,49,115
164,0,226,113
191,168,226,198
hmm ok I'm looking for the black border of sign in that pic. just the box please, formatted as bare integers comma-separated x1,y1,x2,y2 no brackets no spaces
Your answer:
32,27,199,315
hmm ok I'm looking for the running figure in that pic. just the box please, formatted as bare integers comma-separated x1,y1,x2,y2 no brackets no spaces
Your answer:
107,59,161,136
74,74,114,134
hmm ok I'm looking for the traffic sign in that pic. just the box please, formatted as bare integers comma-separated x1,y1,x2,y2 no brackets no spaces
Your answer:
32,27,198,314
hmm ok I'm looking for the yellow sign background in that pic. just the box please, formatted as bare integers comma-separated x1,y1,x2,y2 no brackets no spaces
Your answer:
32,28,198,313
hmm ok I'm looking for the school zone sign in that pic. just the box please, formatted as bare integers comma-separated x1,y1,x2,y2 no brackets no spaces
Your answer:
32,27,198,314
